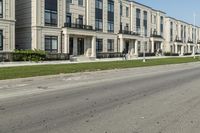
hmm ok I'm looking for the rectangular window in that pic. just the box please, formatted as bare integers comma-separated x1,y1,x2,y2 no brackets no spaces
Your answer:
45,36,58,53
136,8,141,33
95,0,103,31
107,39,114,52
78,0,83,6
120,4,123,16
66,13,72,26
0,0,3,18
66,0,72,3
126,7,129,17
170,22,173,42
96,39,103,52
160,16,164,35
143,11,148,36
76,15,83,25
45,0,58,26
107,0,114,32
0,30,3,50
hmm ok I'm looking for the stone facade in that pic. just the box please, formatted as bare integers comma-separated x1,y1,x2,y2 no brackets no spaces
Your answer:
0,0,15,52
15,0,200,58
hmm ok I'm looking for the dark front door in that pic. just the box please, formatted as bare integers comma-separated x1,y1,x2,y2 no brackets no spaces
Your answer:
69,37,73,55
154,42,157,53
125,41,129,53
77,38,84,55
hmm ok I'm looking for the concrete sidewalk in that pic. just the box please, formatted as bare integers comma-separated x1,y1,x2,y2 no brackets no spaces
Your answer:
0,55,198,68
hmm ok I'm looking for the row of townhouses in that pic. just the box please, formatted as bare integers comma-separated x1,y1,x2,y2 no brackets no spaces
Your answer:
1,0,200,59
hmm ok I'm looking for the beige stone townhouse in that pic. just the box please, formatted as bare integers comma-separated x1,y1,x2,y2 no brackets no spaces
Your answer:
0,0,15,52
15,0,200,59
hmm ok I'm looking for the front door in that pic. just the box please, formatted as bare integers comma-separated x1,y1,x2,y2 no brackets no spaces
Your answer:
69,37,73,55
77,38,84,55
125,41,129,54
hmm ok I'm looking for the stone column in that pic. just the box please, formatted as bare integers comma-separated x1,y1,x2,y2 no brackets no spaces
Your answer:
134,40,138,56
188,44,190,53
181,45,184,56
161,42,164,50
91,36,96,57
175,44,178,53
64,34,69,54
151,41,154,53
73,37,77,56
192,46,195,55
120,38,124,52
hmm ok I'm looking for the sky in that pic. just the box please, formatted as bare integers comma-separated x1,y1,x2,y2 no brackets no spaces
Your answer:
135,0,200,26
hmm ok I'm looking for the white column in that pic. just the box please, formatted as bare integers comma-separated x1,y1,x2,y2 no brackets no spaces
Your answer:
151,41,154,53
175,44,178,53
64,34,69,54
161,42,164,50
188,44,190,53
120,38,124,52
73,37,77,55
192,46,195,55
85,0,89,25
181,45,184,56
91,36,96,57
134,40,138,55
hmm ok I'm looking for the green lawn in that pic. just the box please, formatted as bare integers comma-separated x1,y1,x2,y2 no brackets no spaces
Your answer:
0,57,199,80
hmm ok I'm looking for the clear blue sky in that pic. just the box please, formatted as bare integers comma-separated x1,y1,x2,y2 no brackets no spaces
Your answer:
135,0,200,26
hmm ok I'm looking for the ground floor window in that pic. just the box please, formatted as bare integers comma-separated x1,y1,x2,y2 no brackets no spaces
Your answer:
96,38,103,52
0,30,3,50
107,39,114,52
45,36,58,52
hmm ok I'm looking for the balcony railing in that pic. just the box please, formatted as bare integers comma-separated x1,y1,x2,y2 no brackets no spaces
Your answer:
187,40,193,43
174,39,183,43
64,23,93,31
119,30,140,36
150,34,163,38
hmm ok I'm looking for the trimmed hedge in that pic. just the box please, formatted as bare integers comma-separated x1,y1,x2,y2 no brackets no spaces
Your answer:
138,53,156,57
13,50,46,62
184,53,192,56
164,52,179,56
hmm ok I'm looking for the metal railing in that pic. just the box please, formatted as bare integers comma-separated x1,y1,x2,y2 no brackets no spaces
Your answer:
150,34,163,38
64,23,93,31
119,30,140,36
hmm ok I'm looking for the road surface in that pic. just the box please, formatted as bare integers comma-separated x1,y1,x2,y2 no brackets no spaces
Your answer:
0,62,200,133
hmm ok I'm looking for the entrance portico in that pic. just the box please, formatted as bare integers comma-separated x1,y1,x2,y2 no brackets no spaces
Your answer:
150,37,164,54
118,34,141,57
62,28,96,58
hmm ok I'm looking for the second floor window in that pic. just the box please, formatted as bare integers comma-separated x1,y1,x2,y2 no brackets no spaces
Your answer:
0,30,3,50
160,16,164,35
0,0,3,18
95,0,103,31
126,7,129,17
136,8,141,33
78,0,83,6
45,0,58,26
107,0,114,32
170,22,173,41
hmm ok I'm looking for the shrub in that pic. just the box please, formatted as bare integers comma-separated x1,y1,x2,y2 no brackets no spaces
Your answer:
183,53,192,56
138,53,155,57
13,49,46,62
164,52,179,56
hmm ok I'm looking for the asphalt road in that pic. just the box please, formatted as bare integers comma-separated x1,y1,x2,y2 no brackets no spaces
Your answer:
0,62,200,133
